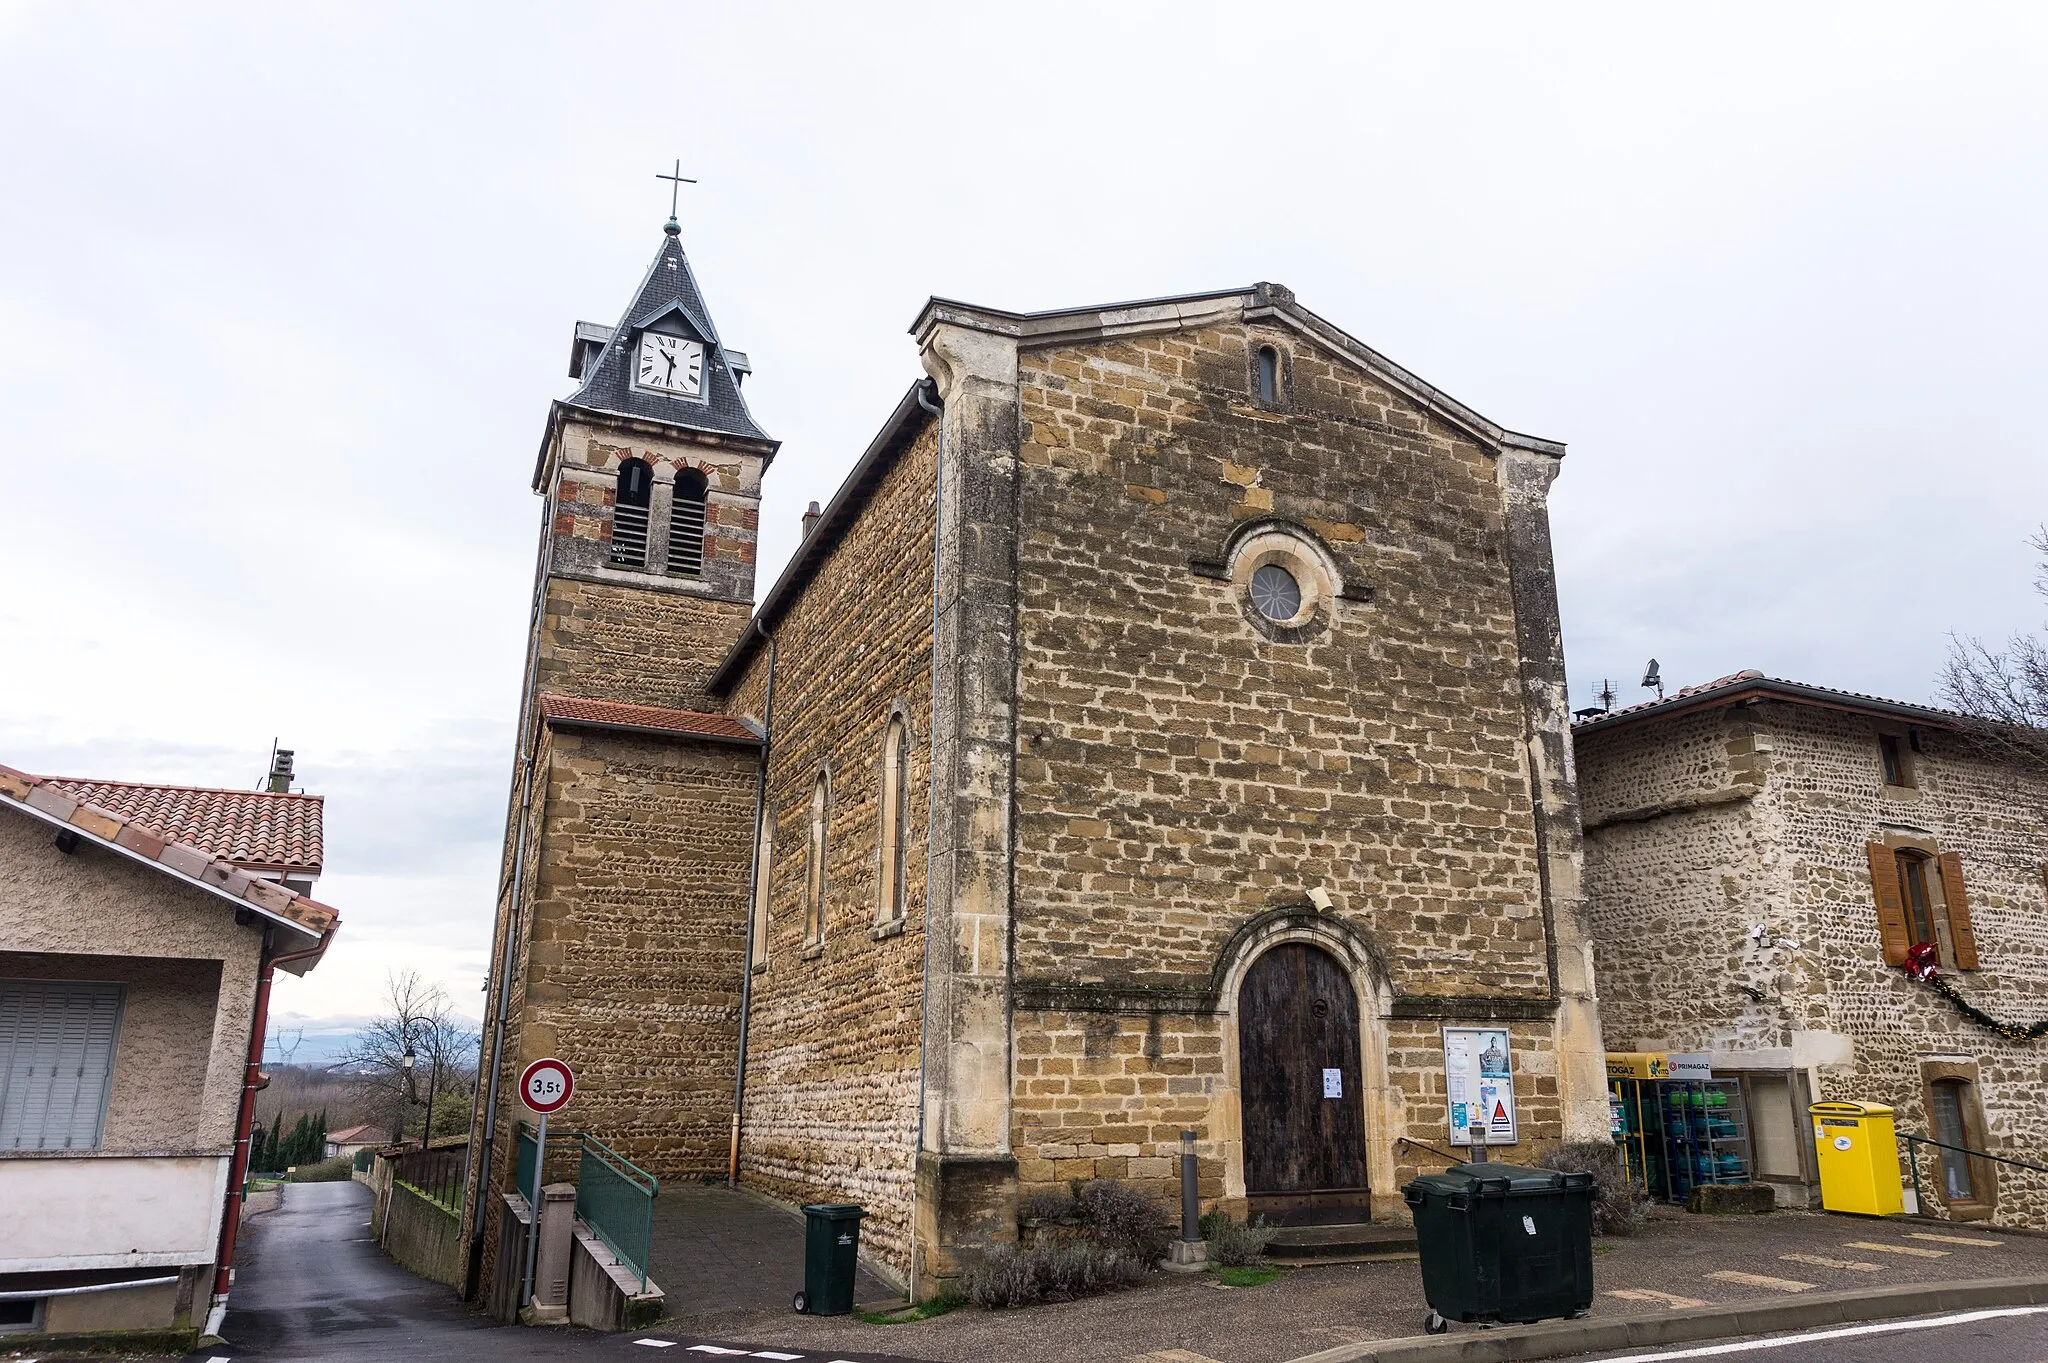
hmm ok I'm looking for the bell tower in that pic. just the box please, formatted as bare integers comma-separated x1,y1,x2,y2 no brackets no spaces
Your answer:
528,218,778,710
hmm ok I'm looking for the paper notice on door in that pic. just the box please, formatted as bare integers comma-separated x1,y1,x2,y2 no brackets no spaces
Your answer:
1322,1067,1343,1098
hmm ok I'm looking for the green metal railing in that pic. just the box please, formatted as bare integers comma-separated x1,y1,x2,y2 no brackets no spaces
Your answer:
513,1124,658,1292
1903,1132,2048,1216
578,1136,659,1293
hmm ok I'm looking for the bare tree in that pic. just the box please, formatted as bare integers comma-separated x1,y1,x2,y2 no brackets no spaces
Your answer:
331,970,478,1145
1942,528,2048,776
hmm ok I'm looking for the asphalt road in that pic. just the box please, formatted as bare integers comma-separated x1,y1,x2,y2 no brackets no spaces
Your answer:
1578,1305,2048,1363
203,1180,933,1363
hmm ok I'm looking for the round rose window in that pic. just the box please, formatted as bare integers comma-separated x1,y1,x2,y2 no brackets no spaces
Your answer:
1249,563,1303,621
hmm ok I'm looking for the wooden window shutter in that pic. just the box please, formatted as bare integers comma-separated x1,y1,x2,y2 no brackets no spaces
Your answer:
1938,851,1981,970
1866,842,1912,967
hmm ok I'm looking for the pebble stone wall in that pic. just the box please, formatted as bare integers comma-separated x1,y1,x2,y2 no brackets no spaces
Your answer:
721,416,941,1278
1580,697,2048,1224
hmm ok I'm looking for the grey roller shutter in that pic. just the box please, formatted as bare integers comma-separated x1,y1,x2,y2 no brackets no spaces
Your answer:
0,981,123,1150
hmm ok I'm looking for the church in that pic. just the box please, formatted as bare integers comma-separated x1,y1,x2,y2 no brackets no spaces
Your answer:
464,213,1613,1299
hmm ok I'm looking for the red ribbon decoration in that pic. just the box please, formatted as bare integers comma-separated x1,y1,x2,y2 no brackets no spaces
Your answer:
1903,941,1940,982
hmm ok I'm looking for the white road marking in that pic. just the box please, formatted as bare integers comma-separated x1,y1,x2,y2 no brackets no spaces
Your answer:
1908,1231,2002,1247
1779,1252,1881,1272
686,1350,749,1357
633,1343,677,1350
1706,1270,1812,1293
1572,1305,2048,1362
1845,1239,1948,1258
1606,1288,1709,1308
750,1354,804,1360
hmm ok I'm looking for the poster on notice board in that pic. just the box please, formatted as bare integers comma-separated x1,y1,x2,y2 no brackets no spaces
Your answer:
1443,1026,1518,1146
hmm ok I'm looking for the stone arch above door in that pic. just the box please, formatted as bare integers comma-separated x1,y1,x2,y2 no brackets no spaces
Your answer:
1212,908,1401,1222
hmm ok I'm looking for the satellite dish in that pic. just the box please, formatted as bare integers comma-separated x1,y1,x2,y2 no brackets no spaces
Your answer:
1642,659,1664,699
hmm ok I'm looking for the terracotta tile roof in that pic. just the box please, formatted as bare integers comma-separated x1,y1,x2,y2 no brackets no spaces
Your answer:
1571,669,1968,735
539,693,761,744
41,777,322,874
326,1123,387,1146
0,763,339,947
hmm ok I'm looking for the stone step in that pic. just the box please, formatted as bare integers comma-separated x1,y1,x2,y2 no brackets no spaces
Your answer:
1266,1221,1418,1260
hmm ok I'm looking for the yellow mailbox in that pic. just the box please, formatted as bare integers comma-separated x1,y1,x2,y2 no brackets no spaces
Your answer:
1810,1101,1903,1216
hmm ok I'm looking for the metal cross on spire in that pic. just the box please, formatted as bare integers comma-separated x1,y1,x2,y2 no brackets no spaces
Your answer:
657,160,696,236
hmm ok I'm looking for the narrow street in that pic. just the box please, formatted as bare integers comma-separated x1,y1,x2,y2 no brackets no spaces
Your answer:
207,1181,582,1362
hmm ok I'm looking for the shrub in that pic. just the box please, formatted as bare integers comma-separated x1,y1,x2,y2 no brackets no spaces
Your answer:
1018,1189,1080,1223
1532,1140,1646,1237
964,1241,1145,1309
285,1154,354,1183
1075,1179,1171,1264
1199,1208,1278,1267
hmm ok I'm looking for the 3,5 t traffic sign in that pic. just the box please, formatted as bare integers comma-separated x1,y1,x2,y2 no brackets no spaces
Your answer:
519,1057,574,1115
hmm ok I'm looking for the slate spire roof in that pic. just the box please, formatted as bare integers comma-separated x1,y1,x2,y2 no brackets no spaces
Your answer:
563,226,771,443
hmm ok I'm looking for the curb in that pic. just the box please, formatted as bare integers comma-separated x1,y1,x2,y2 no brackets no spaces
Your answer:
1283,1274,2048,1363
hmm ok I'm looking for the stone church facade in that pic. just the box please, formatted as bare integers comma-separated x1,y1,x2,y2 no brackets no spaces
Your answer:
1577,673,2048,1226
465,223,1612,1297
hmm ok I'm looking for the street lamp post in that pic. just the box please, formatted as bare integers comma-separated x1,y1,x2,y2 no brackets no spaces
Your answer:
421,1041,439,1150
399,1041,416,1144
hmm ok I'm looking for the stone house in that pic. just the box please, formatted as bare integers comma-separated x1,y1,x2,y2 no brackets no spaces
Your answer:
467,221,1613,1300
0,764,338,1347
1575,670,2048,1224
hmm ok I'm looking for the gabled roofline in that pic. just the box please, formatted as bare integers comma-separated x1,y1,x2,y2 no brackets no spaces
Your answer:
0,771,335,970
909,282,1566,459
1571,670,1970,739
708,382,934,694
532,398,781,493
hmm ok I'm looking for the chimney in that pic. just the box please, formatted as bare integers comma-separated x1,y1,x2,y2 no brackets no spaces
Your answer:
267,748,296,795
801,500,822,539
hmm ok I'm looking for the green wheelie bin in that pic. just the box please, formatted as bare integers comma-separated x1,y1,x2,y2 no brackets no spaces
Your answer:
793,1203,867,1315
1402,1163,1596,1333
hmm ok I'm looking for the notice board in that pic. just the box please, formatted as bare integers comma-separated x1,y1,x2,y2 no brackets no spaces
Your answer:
1443,1026,1518,1146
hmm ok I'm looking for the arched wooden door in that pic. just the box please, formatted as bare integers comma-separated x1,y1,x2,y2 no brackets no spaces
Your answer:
1238,943,1370,1224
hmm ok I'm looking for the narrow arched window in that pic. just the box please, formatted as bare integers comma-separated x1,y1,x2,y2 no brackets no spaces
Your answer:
876,716,909,925
667,468,708,577
1256,346,1279,404
804,770,830,946
611,458,653,567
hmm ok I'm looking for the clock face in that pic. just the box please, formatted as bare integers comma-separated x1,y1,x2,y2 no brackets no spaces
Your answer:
636,332,705,397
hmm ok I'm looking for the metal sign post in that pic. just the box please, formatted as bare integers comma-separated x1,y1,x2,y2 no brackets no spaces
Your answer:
516,1058,574,1312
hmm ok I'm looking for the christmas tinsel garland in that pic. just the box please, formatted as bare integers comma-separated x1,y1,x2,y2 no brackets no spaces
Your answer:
1902,943,2048,1042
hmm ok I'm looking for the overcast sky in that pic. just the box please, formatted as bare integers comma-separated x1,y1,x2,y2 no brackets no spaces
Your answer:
3,2,2045,1048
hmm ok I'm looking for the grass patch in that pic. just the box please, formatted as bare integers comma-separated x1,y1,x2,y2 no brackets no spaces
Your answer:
1210,1265,1282,1288
859,1294,963,1324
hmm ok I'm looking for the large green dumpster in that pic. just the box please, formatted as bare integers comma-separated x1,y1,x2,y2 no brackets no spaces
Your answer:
1402,1163,1596,1332
794,1204,867,1315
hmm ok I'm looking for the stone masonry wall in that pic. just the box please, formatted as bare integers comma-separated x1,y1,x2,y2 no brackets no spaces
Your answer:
723,416,940,1279
1579,706,1792,1054
1012,1009,1566,1211
1012,324,1547,990
537,420,762,711
1579,700,2048,1225
517,724,756,1177
1008,321,1573,1199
